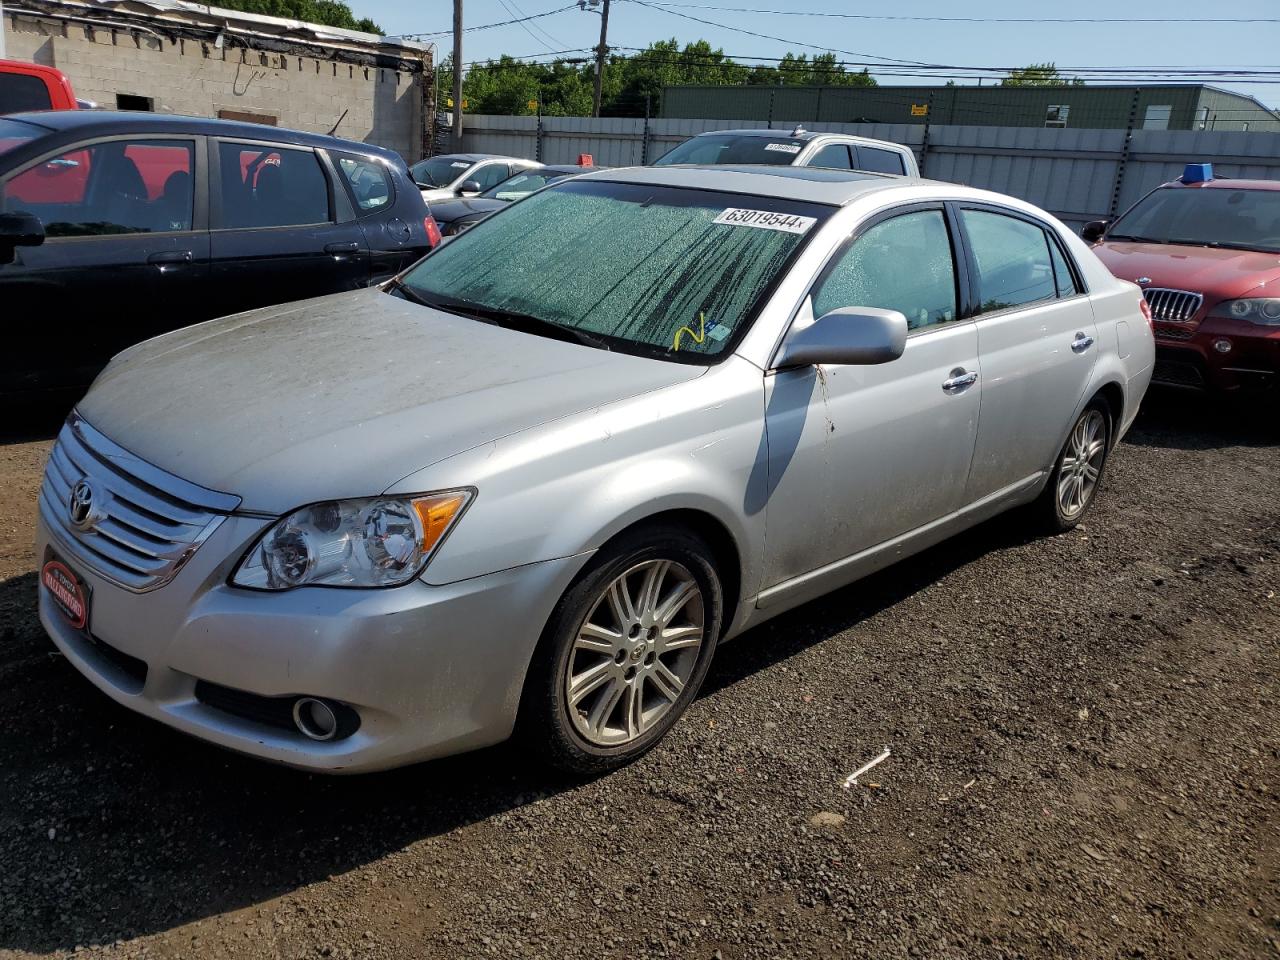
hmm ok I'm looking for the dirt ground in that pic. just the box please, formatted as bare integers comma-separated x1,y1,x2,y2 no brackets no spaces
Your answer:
0,392,1276,960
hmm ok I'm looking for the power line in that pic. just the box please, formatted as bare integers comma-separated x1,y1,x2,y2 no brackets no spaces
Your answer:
628,0,1279,25
498,0,569,51
622,0,932,66
402,3,577,39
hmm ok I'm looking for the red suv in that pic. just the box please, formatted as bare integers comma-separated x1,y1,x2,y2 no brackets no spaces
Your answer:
0,59,79,113
1086,165,1280,393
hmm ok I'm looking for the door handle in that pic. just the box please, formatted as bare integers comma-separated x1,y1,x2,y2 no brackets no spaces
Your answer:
147,250,192,265
942,369,978,393
325,241,360,255
1071,333,1095,353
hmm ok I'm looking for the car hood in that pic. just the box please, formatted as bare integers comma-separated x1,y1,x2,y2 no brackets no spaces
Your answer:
78,288,704,513
429,196,506,223
1093,241,1280,300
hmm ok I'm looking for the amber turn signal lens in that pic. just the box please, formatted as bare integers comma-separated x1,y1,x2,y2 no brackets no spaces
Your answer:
412,493,470,553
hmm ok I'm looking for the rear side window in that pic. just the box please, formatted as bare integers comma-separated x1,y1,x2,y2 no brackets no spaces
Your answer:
0,73,52,114
217,142,330,229
855,146,906,175
1048,237,1080,297
812,209,958,332
809,143,853,170
335,153,392,213
2,138,194,235
959,209,1057,314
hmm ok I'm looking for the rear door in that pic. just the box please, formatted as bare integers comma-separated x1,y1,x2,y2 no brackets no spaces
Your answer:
331,150,425,282
208,138,368,317
954,204,1099,501
0,133,208,394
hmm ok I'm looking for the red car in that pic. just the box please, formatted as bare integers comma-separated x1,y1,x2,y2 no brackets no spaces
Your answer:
0,59,80,113
1086,165,1280,393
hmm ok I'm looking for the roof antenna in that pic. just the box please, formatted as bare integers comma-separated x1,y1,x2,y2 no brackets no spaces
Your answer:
327,109,349,136
791,124,807,137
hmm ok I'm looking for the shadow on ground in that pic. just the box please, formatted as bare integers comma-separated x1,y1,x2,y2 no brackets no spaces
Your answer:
0,397,1265,952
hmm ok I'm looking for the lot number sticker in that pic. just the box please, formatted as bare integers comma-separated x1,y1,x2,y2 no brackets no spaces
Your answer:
763,142,802,154
714,208,816,234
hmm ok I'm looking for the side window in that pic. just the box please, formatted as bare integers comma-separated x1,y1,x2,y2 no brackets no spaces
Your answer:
1048,237,1080,298
809,143,853,170
471,163,511,191
217,141,330,229
2,138,194,236
0,74,53,113
855,146,907,176
812,209,958,332
959,209,1057,314
334,152,392,213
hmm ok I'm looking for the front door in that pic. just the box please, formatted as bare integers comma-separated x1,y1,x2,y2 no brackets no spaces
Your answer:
954,205,1100,501
208,139,368,318
762,206,981,589
0,135,208,395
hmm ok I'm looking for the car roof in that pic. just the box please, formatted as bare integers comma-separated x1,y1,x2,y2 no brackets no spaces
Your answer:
581,164,921,206
542,164,599,175
1162,178,1280,192
688,127,901,145
2,109,402,161
419,153,516,163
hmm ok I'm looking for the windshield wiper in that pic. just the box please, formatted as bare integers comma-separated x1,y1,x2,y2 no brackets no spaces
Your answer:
388,285,610,350
1106,233,1170,244
459,303,612,350
1169,239,1279,253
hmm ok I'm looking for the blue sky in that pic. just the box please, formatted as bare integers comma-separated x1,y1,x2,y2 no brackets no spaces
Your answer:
359,0,1279,109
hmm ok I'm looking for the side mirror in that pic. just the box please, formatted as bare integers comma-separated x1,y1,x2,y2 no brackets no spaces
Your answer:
774,307,908,369
459,180,482,196
1081,220,1108,243
0,211,45,264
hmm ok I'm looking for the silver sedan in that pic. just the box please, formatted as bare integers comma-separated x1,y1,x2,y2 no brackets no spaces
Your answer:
35,165,1154,773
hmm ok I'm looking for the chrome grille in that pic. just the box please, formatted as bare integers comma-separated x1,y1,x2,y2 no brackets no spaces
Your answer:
39,414,240,592
1142,287,1203,323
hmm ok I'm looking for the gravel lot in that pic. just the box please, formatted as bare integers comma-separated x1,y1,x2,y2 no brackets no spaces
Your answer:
0,393,1276,960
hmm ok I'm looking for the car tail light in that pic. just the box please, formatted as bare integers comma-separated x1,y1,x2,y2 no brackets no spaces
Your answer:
424,215,442,247
1138,296,1153,329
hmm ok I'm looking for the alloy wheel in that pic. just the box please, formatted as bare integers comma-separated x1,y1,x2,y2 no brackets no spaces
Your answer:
564,559,705,747
1057,409,1107,519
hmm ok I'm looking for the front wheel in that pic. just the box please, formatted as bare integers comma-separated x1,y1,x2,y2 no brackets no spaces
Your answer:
519,526,723,775
1033,401,1112,533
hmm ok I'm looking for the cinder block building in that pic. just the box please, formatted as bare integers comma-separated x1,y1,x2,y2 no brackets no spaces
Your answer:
2,0,434,161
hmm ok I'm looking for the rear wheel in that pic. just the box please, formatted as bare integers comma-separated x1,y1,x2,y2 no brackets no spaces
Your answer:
1033,400,1112,533
519,526,723,774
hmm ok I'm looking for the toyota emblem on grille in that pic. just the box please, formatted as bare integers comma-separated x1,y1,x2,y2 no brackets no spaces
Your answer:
68,479,98,531
1136,277,1152,285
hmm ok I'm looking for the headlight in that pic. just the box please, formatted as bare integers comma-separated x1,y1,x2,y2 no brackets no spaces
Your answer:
449,219,478,236
1211,298,1280,325
232,491,473,590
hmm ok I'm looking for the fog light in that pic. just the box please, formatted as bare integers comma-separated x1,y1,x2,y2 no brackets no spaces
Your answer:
293,697,339,741
1213,339,1232,354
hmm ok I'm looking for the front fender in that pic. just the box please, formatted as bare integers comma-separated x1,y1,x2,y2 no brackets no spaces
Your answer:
388,358,769,607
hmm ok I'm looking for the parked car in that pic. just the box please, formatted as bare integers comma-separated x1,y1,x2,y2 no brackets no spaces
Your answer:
429,162,599,236
0,59,81,114
1084,164,1280,393
0,111,438,398
409,153,542,202
36,165,1152,775
654,126,919,177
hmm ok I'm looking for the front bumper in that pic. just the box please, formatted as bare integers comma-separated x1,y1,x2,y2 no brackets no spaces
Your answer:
37,503,585,773
1153,316,1280,392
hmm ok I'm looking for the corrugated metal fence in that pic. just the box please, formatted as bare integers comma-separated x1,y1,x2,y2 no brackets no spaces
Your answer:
458,115,1280,228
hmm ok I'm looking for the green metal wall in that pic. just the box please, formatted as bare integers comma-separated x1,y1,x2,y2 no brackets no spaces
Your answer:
658,84,1280,131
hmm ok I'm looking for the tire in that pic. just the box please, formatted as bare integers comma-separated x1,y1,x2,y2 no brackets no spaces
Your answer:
518,525,724,775
1032,399,1113,534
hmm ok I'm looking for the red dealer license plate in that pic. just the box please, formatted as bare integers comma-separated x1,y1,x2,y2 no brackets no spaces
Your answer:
42,557,90,631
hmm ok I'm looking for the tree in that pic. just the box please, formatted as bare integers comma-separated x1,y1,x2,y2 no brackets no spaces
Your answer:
214,0,381,34
1001,62,1084,87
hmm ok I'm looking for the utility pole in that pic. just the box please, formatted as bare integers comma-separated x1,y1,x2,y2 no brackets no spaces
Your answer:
0,0,7,59
591,0,610,118
452,0,464,151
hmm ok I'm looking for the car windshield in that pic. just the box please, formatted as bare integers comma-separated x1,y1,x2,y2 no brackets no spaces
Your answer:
481,170,558,201
0,117,41,157
655,134,806,167
1109,186,1280,253
410,156,474,188
397,179,831,362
